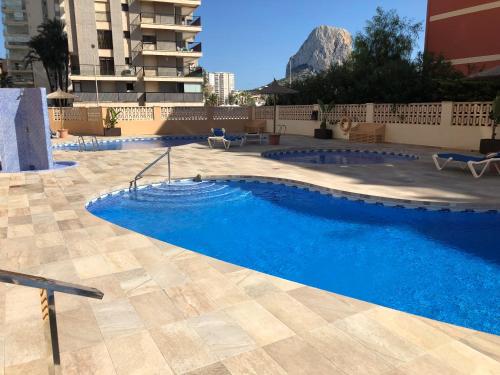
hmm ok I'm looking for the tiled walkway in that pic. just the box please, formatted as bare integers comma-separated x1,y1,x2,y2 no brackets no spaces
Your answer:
0,135,499,374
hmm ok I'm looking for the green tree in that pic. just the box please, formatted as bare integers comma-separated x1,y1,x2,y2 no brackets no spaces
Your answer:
228,91,237,105
0,72,13,88
205,93,219,106
285,7,500,105
25,19,69,92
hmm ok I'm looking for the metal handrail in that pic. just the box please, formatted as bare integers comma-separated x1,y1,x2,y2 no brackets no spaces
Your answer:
130,147,172,190
0,269,103,374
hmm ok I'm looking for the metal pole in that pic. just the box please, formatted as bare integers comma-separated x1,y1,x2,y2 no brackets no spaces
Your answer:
167,148,171,185
91,44,100,107
41,289,61,375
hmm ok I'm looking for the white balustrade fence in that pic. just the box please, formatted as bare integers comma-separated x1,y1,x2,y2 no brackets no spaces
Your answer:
374,103,442,126
161,107,208,121
213,107,250,120
115,107,154,121
324,104,367,123
278,105,316,121
452,102,494,127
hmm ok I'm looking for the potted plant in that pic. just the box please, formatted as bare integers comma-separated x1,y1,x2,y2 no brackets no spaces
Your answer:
104,107,122,137
480,94,500,154
314,100,335,139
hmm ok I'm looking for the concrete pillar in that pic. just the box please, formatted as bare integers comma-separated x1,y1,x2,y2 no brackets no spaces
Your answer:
441,101,454,127
366,103,375,123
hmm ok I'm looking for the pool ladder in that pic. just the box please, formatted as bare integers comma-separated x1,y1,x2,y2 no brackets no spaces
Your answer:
77,136,100,152
129,147,171,190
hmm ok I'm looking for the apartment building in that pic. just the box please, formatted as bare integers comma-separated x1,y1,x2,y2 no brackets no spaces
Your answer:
207,72,235,105
1,0,60,88
2,0,204,106
425,0,500,75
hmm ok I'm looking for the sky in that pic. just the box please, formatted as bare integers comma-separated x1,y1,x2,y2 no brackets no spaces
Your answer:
0,0,428,90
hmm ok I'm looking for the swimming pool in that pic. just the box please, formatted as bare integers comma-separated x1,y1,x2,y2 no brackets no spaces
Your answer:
263,149,418,164
54,136,206,151
87,179,500,334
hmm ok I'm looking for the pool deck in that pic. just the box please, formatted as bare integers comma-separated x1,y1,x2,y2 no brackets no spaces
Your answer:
0,135,499,374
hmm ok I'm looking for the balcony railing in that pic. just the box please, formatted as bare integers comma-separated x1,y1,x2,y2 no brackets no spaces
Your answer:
139,12,201,27
145,92,203,103
141,41,202,53
143,66,203,78
71,64,140,77
74,92,140,103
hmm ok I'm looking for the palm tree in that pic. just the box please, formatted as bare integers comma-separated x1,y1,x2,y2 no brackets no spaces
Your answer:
25,19,69,92
205,93,219,107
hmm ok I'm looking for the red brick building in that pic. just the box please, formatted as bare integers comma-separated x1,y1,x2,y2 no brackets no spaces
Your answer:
425,0,500,75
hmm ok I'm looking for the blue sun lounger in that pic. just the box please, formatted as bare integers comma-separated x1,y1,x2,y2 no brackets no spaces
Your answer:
432,152,500,178
208,128,245,150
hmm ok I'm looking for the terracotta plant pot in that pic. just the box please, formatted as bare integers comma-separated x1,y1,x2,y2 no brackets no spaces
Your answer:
268,133,281,145
58,129,69,138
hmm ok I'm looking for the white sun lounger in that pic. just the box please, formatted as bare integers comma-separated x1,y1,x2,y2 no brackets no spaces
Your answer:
432,152,500,178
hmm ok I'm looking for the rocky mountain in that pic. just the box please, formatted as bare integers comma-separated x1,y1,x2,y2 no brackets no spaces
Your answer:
285,26,352,80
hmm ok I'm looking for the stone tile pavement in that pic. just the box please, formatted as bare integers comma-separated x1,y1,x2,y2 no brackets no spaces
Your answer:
0,135,499,374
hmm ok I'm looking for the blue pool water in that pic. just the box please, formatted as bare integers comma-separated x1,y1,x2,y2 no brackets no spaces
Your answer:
88,180,500,334
54,136,206,151
263,149,418,164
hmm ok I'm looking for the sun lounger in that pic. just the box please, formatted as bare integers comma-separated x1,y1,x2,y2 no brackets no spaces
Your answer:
208,128,245,150
432,152,500,178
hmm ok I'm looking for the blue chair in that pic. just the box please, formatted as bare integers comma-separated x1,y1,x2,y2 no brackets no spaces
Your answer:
433,152,500,178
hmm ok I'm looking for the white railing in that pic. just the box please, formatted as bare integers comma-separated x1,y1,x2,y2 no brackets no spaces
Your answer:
452,102,494,127
324,104,367,123
161,106,208,120
278,105,315,121
374,103,442,125
115,107,154,121
255,106,274,120
213,107,250,120
53,108,87,121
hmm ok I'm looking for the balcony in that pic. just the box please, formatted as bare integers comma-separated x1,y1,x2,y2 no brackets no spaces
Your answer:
142,66,203,82
5,41,29,49
3,13,27,25
140,42,202,60
70,65,140,81
139,0,201,7
74,92,139,103
139,12,201,33
144,92,203,103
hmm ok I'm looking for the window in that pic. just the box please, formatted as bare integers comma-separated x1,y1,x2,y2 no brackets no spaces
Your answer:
121,3,129,11
97,30,113,49
99,57,115,75
142,35,156,44
126,83,134,92
73,82,81,92
125,57,131,65
123,31,130,38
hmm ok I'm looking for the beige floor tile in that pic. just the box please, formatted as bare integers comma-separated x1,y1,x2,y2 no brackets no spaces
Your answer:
6,224,34,239
84,274,126,304
92,299,144,339
4,358,49,375
459,332,500,362
386,353,464,375
226,270,282,298
189,310,257,361
183,362,231,375
114,268,162,297
256,292,328,335
333,313,426,366
150,320,218,374
130,290,184,328
264,335,340,375
224,301,295,346
222,348,287,375
4,286,42,323
430,340,500,375
60,343,116,375
34,231,65,248
191,274,250,310
54,209,79,221
58,304,103,353
4,320,45,367
165,281,217,318
106,330,173,375
73,254,113,279
289,286,372,322
102,250,141,274
364,307,454,351
303,323,395,375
